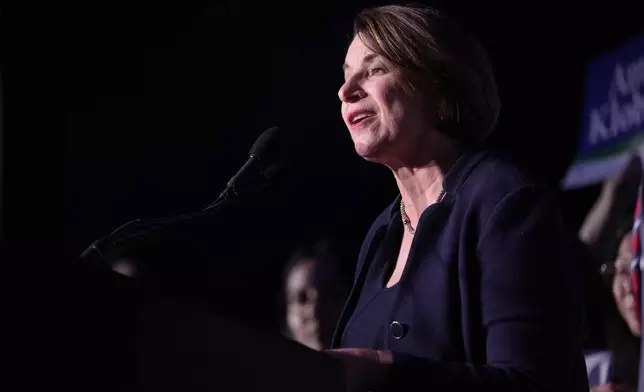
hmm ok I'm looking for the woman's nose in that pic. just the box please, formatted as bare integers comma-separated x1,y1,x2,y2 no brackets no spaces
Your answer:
338,80,365,103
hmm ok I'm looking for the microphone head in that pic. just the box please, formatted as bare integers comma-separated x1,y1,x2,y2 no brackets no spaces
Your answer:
248,125,320,183
249,126,289,162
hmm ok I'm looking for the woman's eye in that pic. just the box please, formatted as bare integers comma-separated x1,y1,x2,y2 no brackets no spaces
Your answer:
368,67,386,77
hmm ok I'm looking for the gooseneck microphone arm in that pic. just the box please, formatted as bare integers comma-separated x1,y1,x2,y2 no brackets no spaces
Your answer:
202,153,262,211
79,194,231,266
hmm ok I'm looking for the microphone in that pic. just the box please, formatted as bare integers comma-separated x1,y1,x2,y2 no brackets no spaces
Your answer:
204,126,292,209
80,126,297,267
224,127,287,194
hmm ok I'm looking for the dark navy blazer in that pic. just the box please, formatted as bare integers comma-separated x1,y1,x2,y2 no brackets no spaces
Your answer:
332,149,589,392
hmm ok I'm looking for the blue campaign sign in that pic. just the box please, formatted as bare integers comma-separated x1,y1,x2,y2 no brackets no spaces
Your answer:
562,32,644,189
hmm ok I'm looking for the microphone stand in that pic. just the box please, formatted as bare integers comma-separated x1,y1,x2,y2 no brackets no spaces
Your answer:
79,167,274,274
79,195,227,274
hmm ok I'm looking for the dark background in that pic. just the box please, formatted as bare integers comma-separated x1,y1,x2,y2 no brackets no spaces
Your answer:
62,0,643,330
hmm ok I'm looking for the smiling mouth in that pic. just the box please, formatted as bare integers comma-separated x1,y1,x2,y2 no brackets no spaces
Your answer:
350,112,376,127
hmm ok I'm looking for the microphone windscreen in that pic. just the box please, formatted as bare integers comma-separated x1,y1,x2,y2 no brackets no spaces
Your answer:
249,126,287,161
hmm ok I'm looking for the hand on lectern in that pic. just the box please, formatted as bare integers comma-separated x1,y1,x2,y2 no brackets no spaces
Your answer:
324,348,392,392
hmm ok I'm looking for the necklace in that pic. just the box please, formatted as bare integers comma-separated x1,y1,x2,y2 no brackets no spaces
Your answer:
400,188,446,234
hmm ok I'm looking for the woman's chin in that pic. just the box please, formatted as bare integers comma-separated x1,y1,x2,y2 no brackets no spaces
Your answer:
353,141,385,162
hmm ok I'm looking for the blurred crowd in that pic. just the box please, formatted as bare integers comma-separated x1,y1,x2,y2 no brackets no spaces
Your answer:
576,155,642,391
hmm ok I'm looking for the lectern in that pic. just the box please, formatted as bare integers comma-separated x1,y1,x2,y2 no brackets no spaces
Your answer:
132,298,345,392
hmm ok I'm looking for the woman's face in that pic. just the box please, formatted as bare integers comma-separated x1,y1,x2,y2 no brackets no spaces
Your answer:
285,258,347,350
613,233,641,337
338,35,438,165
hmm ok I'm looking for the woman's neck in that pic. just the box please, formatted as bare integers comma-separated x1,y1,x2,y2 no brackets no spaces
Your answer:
391,145,461,225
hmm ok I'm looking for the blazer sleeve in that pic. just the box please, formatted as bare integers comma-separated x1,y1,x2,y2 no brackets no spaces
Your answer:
384,186,587,392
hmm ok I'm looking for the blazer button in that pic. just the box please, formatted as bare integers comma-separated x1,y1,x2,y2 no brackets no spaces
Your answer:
389,321,407,339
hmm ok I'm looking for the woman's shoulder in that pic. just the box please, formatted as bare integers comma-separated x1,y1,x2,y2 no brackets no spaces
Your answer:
469,148,544,184
461,148,551,195
454,148,558,216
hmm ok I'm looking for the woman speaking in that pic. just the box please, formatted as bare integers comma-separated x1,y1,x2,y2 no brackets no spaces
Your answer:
325,4,588,392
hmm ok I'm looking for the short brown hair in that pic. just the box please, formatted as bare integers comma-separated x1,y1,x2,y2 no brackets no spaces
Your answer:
353,4,500,145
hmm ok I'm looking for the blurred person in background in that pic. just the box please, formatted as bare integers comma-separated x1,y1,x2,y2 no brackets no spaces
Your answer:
577,154,642,391
281,241,351,351
592,231,641,392
612,233,642,342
